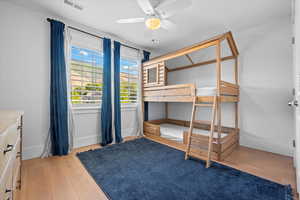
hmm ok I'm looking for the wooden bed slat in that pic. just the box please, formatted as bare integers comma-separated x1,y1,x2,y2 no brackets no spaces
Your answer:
221,81,239,89
144,41,219,66
143,84,196,91
220,86,239,96
144,96,195,102
144,87,193,97
144,96,239,103
168,55,235,72
197,96,239,103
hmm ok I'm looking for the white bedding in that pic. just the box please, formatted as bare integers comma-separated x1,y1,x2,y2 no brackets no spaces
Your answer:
160,123,226,142
196,86,217,96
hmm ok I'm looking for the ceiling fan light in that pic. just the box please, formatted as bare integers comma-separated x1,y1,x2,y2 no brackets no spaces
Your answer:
145,17,161,30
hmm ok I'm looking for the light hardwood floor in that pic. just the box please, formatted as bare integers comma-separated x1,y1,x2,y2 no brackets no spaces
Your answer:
17,138,297,200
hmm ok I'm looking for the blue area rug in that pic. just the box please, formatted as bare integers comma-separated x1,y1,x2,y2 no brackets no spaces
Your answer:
77,138,292,200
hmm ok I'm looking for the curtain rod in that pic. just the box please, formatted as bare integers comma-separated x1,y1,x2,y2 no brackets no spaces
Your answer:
47,18,141,52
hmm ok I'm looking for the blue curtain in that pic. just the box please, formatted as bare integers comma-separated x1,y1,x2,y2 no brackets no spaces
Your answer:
48,19,69,155
101,38,113,146
113,41,123,143
142,50,150,121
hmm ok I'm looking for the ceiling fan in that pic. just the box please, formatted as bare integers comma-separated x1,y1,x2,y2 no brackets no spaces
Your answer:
116,0,192,31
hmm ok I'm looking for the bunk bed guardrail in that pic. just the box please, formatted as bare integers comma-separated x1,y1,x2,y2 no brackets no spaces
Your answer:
143,81,239,102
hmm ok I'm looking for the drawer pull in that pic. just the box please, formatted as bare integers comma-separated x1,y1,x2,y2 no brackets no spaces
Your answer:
5,189,12,193
3,144,13,154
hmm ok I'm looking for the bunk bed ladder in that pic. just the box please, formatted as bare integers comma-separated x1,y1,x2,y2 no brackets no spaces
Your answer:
185,96,217,168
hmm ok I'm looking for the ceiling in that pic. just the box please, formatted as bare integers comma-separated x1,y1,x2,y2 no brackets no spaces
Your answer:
7,0,291,52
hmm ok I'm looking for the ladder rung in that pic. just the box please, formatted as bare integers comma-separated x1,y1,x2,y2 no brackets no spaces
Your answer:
194,103,213,107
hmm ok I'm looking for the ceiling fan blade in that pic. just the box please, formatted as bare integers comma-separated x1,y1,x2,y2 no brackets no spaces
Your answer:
156,0,192,18
116,18,145,23
161,19,176,30
137,0,155,15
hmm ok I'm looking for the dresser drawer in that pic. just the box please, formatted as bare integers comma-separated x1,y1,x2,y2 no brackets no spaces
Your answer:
5,123,19,151
0,111,23,200
0,124,19,175
12,139,21,191
0,163,13,200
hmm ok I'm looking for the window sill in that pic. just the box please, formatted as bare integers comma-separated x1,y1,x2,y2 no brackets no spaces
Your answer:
72,104,138,111
72,106,101,110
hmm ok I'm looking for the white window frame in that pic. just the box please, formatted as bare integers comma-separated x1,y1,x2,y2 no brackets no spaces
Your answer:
69,41,103,107
68,29,141,109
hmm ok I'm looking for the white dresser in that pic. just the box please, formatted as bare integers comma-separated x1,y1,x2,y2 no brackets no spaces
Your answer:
0,111,23,200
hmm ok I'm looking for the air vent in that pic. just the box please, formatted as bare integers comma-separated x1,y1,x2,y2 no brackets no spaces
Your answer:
64,0,73,6
64,0,83,10
74,4,83,10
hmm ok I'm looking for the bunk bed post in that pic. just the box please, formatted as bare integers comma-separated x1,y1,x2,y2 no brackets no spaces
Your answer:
165,67,168,119
141,61,145,134
234,57,238,84
216,40,222,159
234,57,239,143
165,105,168,121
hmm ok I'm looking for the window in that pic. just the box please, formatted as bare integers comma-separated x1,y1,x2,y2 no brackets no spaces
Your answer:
70,46,103,104
120,57,138,104
69,29,139,106
69,29,103,105
120,46,139,104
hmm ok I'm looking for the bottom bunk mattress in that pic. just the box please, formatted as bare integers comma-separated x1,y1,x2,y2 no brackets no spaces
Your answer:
160,123,227,142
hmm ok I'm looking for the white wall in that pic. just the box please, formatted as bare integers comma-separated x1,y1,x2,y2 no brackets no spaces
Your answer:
0,1,145,159
72,106,140,148
163,18,294,156
0,1,50,159
148,103,165,120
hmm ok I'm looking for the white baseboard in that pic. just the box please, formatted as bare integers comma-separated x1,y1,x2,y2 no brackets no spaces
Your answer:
22,127,139,160
74,128,138,148
74,135,100,148
22,135,99,160
122,127,138,138
23,145,44,160
240,136,293,157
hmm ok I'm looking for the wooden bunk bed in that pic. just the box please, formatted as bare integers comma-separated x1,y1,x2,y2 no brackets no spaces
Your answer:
142,31,239,167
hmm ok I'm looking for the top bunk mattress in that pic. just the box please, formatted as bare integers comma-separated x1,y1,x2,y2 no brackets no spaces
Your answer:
160,123,226,142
